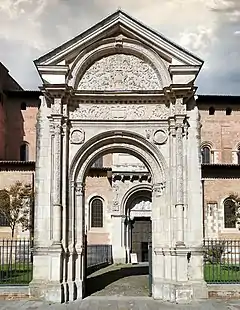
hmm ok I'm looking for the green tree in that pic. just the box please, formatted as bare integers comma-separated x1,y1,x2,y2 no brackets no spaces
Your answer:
0,181,33,238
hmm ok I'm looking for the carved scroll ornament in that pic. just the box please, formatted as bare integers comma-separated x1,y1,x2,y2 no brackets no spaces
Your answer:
78,54,162,91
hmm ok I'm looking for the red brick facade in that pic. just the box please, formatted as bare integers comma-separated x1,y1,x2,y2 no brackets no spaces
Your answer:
198,95,240,239
0,63,240,240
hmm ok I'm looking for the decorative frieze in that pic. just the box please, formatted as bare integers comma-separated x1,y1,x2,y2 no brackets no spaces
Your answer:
70,104,170,120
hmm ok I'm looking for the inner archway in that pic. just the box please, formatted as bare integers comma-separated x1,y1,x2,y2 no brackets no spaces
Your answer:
70,131,166,298
123,187,152,264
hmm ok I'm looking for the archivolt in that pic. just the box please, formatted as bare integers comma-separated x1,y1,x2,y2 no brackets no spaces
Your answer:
67,37,171,89
120,183,152,215
70,130,167,185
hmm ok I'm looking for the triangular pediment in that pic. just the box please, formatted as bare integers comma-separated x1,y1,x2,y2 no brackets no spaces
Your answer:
35,10,203,68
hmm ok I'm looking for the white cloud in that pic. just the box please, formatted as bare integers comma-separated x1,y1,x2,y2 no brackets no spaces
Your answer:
0,0,239,94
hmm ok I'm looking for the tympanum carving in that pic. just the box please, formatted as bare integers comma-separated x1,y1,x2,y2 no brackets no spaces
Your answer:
78,54,162,91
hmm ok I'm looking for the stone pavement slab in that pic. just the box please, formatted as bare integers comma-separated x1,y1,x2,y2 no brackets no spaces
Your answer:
0,297,240,310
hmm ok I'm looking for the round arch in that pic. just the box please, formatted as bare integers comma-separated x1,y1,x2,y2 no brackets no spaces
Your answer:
120,183,152,215
70,130,167,185
67,38,171,89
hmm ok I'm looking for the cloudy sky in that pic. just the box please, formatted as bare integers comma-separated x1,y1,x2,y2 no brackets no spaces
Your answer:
0,0,239,94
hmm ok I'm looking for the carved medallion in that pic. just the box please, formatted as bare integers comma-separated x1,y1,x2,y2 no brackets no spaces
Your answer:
78,54,162,91
153,130,168,145
70,129,85,144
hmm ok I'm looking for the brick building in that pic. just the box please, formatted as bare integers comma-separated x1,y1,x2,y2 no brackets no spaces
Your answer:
0,62,40,238
1,11,240,302
198,95,240,239
0,23,239,252
1,77,240,243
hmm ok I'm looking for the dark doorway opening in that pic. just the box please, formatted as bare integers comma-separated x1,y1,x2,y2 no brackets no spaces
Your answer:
131,217,152,263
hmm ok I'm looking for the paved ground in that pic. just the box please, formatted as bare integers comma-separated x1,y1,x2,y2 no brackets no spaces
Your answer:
1,297,240,310
86,263,149,296
1,264,240,309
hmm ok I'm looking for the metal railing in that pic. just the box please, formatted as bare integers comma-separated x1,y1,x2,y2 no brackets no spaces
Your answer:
203,239,240,283
0,239,33,284
87,244,112,268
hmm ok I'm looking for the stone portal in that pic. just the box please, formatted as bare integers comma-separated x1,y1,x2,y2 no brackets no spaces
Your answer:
30,9,207,304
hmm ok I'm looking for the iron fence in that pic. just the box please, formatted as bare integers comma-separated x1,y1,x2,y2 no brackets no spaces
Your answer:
87,244,112,268
203,239,240,283
0,239,33,284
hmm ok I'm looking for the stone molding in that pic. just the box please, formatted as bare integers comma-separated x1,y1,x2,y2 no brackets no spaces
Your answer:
68,39,171,89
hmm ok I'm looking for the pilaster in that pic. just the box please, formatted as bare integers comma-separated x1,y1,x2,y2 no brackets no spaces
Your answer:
174,98,186,246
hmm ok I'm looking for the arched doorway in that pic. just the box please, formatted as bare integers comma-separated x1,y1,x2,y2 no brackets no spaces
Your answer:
70,131,166,299
123,188,152,264
31,9,206,304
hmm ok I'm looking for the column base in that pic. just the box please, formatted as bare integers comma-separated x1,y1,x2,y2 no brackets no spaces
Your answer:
64,280,83,301
152,279,208,304
29,280,64,303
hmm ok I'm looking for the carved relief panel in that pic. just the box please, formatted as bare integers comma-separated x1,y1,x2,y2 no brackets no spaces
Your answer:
69,103,170,120
78,54,162,91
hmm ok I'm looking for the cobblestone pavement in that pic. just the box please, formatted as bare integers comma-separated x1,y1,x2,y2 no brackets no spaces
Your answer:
1,297,240,310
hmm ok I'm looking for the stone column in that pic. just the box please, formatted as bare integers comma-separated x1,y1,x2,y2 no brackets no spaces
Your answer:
52,119,62,246
75,181,84,250
169,116,176,246
125,216,131,263
151,182,167,300
175,116,185,246
73,181,84,300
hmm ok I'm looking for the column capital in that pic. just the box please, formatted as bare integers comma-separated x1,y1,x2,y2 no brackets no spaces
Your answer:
51,97,62,115
75,181,84,196
174,97,186,116
152,182,166,197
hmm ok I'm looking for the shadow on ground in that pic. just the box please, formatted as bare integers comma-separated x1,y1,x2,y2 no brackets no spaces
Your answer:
85,264,149,296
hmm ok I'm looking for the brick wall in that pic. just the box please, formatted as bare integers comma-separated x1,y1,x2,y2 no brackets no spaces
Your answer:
85,171,112,245
5,98,38,160
203,179,240,239
199,98,240,239
199,101,240,164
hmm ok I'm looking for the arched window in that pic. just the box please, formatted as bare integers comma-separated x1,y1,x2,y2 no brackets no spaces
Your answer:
91,198,103,228
209,107,215,115
226,107,232,115
201,146,211,164
224,199,236,228
20,143,29,161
